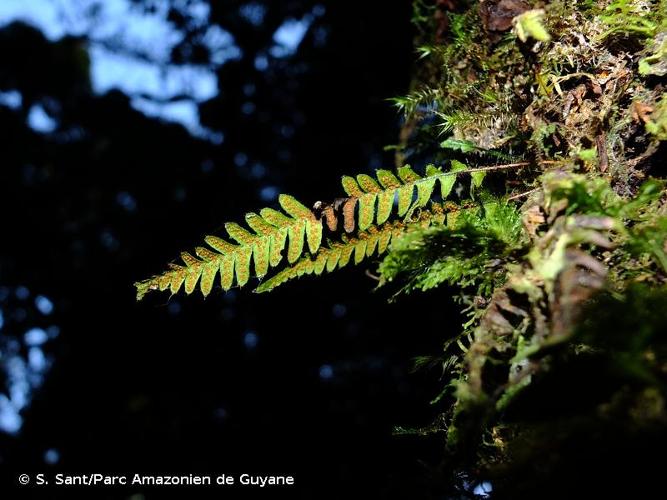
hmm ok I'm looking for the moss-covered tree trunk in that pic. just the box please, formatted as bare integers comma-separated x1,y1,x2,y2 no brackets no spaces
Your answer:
390,0,667,497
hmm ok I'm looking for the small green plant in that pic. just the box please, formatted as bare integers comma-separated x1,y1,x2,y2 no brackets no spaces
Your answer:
598,0,665,39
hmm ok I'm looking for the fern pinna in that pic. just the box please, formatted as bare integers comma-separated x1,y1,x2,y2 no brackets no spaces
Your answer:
135,162,521,299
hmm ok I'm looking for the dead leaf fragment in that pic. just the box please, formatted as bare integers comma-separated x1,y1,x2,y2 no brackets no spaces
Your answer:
631,101,654,124
479,0,531,33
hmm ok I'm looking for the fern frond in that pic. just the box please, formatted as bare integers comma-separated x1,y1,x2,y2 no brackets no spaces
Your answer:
136,162,531,300
134,194,322,300
254,203,452,293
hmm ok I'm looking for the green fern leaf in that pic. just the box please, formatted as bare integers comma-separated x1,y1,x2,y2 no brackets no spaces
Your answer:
397,165,421,183
136,163,493,300
440,160,467,198
471,170,486,189
341,176,364,197
134,193,321,300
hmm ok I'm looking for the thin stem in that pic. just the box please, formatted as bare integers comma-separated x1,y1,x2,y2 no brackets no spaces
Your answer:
437,159,560,177
507,188,540,201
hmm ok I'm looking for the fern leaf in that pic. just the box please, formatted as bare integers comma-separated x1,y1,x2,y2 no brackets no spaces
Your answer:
204,236,236,291
397,165,421,183
342,197,356,233
168,264,186,295
357,174,382,193
257,208,290,266
342,175,362,197
134,193,320,300
136,163,494,300
181,252,203,294
196,247,218,296
439,160,466,198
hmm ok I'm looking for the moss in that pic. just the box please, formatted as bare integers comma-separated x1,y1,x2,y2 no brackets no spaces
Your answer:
646,94,667,140
387,0,667,493
639,33,667,75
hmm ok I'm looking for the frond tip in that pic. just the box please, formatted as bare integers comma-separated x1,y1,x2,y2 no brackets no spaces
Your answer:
134,194,322,300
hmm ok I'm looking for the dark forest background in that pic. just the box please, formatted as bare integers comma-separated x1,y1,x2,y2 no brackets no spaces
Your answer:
0,1,463,498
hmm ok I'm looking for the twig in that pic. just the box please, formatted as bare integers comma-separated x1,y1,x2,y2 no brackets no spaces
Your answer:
437,159,562,178
507,188,540,201
365,270,381,281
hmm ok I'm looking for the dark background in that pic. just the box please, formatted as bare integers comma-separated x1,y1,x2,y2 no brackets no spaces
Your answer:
0,1,457,498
